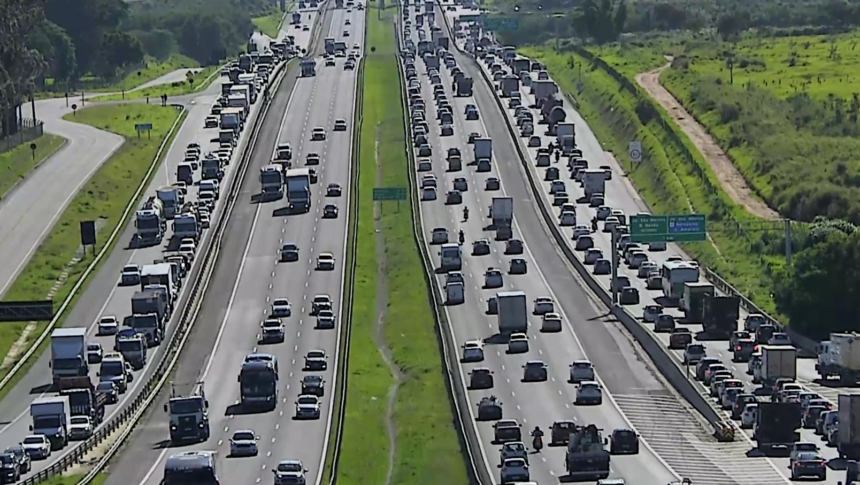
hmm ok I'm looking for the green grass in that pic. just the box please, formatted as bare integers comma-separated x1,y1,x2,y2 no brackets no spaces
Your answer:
37,473,108,485
253,9,285,38
0,134,66,200
93,66,221,102
335,2,469,485
0,103,186,401
522,45,782,314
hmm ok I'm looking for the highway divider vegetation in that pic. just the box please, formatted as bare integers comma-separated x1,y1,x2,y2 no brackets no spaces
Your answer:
0,103,186,399
0,134,66,200
336,2,469,484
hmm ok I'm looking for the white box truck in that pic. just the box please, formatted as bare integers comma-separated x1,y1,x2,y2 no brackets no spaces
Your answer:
497,291,527,334
839,394,860,460
755,345,796,387
31,396,70,450
817,332,860,384
50,328,88,388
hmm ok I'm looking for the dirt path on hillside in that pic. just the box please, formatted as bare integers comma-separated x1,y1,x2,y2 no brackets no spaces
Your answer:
635,57,780,219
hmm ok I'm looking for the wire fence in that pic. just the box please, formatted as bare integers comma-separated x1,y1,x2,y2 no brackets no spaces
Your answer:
0,118,44,154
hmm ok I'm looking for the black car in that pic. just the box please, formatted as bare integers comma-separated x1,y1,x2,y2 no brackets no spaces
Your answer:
96,381,119,404
3,446,29,476
301,375,325,396
609,428,639,454
0,453,18,484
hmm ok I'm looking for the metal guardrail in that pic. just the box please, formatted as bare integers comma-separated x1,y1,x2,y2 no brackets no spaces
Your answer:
20,58,294,485
393,12,487,485
0,104,186,394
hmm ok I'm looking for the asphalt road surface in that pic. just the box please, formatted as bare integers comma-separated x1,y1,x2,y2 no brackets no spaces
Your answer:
0,16,319,480
102,5,363,485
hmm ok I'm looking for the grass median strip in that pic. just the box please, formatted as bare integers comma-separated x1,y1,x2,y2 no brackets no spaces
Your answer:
0,134,66,200
335,3,469,485
253,9,285,38
93,65,221,102
0,103,186,400
38,473,108,485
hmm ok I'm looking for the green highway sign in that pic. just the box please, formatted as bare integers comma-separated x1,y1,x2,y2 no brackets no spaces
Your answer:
483,17,518,30
373,187,407,201
135,123,153,131
630,214,707,243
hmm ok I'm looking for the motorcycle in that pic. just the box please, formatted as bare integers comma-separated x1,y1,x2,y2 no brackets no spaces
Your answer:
463,208,469,222
591,218,598,232
458,231,465,245
532,435,543,452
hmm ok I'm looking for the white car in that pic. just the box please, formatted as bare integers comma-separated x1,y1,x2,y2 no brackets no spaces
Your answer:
573,225,590,239
584,248,603,265
295,395,321,419
500,457,530,483
304,350,328,370
97,315,119,335
768,332,791,346
317,253,336,270
462,341,484,362
422,187,437,200
569,360,595,383
790,442,820,463
637,261,657,278
683,343,706,365
499,441,528,464
311,127,326,140
508,333,529,353
642,305,663,323
575,381,603,405
68,416,93,440
559,211,576,226
421,174,437,188
317,310,336,329
431,227,449,244
334,119,348,131
740,403,758,428
312,295,333,314
533,297,554,315
276,143,292,160
271,298,292,317
484,268,504,288
541,312,562,332
230,430,259,456
260,318,285,342
179,243,196,261
273,460,308,485
120,264,141,285
21,435,50,459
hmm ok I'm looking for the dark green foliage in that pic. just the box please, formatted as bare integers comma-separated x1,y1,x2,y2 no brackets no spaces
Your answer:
1,0,48,136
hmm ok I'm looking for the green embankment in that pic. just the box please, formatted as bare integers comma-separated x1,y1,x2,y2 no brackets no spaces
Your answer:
0,134,66,200
253,10,285,38
522,45,780,315
335,2,470,485
0,104,186,400
93,66,220,102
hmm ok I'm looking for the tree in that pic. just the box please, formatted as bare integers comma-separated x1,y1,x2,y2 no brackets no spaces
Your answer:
28,21,76,82
134,29,176,60
0,0,48,137
575,0,627,44
45,0,128,75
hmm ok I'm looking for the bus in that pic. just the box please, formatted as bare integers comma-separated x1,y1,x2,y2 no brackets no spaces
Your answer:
661,261,700,303
163,451,218,485
239,355,279,410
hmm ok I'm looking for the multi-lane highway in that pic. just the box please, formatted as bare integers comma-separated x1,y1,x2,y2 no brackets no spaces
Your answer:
442,4,854,483
103,4,363,485
0,12,318,481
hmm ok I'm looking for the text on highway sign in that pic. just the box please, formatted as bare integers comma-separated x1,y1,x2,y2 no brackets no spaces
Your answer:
373,187,407,201
630,214,707,243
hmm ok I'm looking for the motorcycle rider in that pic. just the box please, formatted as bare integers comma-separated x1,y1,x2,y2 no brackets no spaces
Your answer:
554,151,560,163
463,206,469,221
459,229,465,245
531,426,544,451
591,216,598,232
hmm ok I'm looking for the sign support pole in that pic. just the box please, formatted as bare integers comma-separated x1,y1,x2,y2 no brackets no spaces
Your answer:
611,228,619,305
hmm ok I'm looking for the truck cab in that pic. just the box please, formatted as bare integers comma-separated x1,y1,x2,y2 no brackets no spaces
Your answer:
116,335,148,370
165,383,210,443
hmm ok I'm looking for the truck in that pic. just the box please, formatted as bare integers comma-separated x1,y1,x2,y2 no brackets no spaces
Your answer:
582,169,606,200
424,53,440,70
131,289,167,346
556,122,575,154
325,38,335,56
165,382,210,443
454,76,473,96
838,394,860,460
755,402,801,454
817,333,860,384
755,345,797,387
116,334,148,370
490,197,513,240
292,11,302,24
58,376,106,426
473,137,492,163
135,196,165,245
301,57,316,77
30,396,69,450
201,156,223,181
231,84,253,106
238,54,253,73
530,80,559,107
141,262,177,301
227,93,248,111
50,328,88,388
220,111,241,132
565,424,610,480
335,0,343,8
285,168,312,211
680,282,715,322
702,295,740,338
238,358,279,410
260,165,284,199
424,0,433,12
157,186,181,220
496,291,527,334
512,56,531,75
177,163,193,186
172,213,199,242
500,75,519,97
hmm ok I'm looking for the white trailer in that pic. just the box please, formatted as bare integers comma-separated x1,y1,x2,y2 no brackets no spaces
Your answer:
818,332,860,384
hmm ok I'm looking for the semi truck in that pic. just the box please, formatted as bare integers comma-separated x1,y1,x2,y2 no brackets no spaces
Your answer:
201,156,223,181
238,358,279,410
260,164,284,199
702,295,740,338
473,137,492,163
157,186,181,219
116,334,148,370
755,345,797,387
165,382,210,443
30,396,69,450
301,57,316,77
58,376,106,426
556,122,575,154
454,76,473,96
582,169,606,200
131,289,167,346
325,38,335,56
496,291,527,334
839,394,860,460
285,168,312,211
565,424,610,480
817,333,860,384
135,196,165,245
50,328,88,388
490,197,513,240
680,282,715,322
755,402,801,454
172,213,199,242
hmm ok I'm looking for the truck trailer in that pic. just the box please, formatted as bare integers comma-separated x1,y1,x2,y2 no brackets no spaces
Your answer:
50,328,88,388
496,291,527,334
818,333,860,384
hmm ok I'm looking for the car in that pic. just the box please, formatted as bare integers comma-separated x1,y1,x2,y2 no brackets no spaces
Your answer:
295,395,321,420
323,204,339,218
550,180,566,195
469,367,494,389
68,416,93,441
325,56,336,66
0,453,19,483
199,213,211,229
471,239,490,256
768,332,791,346
306,153,321,165
575,381,603,405
637,261,657,278
522,360,548,381
575,235,594,250
559,211,576,226
505,239,523,255
533,297,554,314
500,458,530,483
493,419,522,443
230,430,259,456
584,248,603,265
570,360,595,384
343,30,349,36
740,403,758,428
311,127,327,140
312,295,333,315
684,343,706,365
468,132,481,143
431,227,449,244
97,315,119,336
655,314,676,332
21,436,49,460
484,268,504,288
97,381,119,404
453,177,468,191
204,116,218,128
345,59,356,70
509,258,527,274
422,187,436,200
87,343,103,364
441,124,454,136
461,340,484,362
345,18,351,25
445,190,462,204
466,108,479,120
4,445,30,474
273,460,309,485
500,441,528,465
508,333,529,353
572,225,591,240
301,375,325,396
528,136,541,147
260,318,286,343
538,312,562,333
271,298,292,317
619,287,640,305
334,119,348,131
485,177,500,190
280,243,300,262
326,183,342,197
303,24,310,30
418,144,432,156
593,259,611,275
120,264,141,285
790,451,826,480
609,428,639,454
317,252,336,270
642,305,663,323
317,310,336,329
803,405,829,429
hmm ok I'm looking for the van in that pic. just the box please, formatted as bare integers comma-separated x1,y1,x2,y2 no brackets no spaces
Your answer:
200,180,220,199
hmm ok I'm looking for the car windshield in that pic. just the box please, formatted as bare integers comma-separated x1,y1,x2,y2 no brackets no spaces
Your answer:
88,344,100,350
233,432,255,441
307,351,325,359
0,455,13,465
22,437,42,445
278,462,302,472
274,299,289,306
70,417,88,425
97,383,114,392
505,458,526,467
304,376,322,384
298,396,317,405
